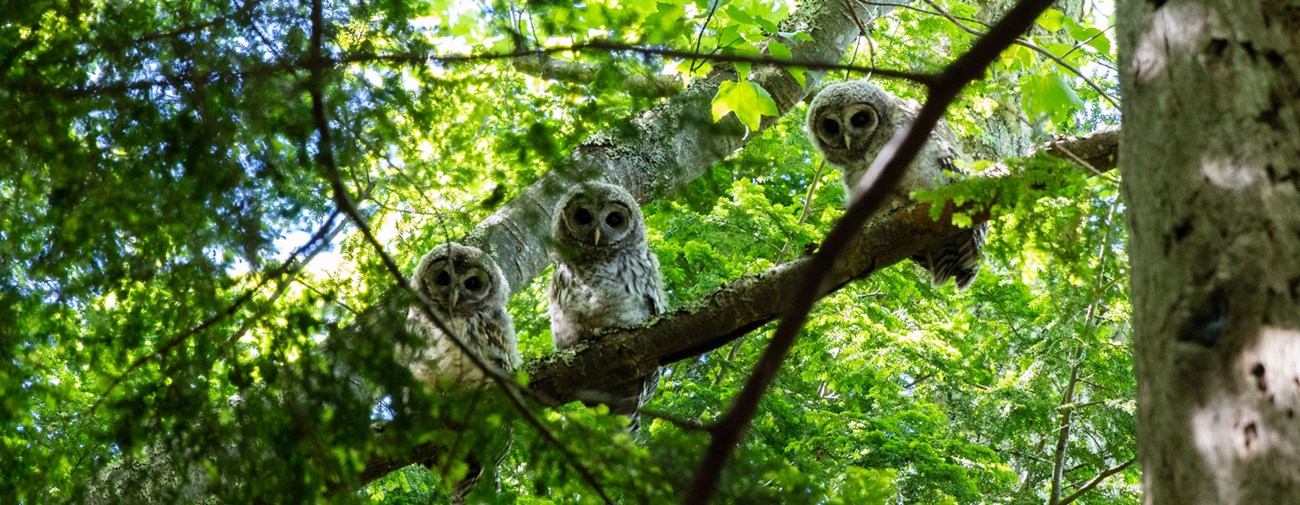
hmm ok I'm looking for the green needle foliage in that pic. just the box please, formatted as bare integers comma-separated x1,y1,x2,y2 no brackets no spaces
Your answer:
1,0,1131,503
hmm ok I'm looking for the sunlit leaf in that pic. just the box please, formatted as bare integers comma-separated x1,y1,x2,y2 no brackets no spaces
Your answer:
712,79,779,130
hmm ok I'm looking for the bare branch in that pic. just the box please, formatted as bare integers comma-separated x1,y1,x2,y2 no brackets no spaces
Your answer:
1056,459,1136,505
1049,349,1084,504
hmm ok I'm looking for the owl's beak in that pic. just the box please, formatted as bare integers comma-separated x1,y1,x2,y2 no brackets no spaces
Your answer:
844,132,853,150
450,289,459,310
593,227,601,246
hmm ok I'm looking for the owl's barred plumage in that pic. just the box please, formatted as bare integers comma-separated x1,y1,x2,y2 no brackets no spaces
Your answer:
806,80,986,290
548,182,666,433
405,243,520,385
404,242,519,504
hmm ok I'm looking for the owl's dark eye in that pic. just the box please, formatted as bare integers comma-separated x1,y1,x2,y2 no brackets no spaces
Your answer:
850,111,871,128
463,275,483,291
435,270,452,286
821,117,840,135
574,208,593,225
605,211,625,228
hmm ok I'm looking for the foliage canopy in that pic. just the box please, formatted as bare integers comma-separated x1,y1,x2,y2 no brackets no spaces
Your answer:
1,0,1130,503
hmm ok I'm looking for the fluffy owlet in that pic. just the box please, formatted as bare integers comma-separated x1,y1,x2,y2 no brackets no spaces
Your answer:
405,242,521,385
806,80,986,289
404,242,519,504
549,182,667,433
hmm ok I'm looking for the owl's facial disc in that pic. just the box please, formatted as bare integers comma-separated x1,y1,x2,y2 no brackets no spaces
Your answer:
813,103,879,163
564,199,634,248
427,259,492,311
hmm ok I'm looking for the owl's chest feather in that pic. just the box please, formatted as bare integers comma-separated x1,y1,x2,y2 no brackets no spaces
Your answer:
550,251,660,348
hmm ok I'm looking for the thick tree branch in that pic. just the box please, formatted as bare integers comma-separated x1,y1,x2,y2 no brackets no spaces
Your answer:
686,1,1056,501
332,0,1116,491
345,127,1119,491
1043,127,1119,172
325,0,897,493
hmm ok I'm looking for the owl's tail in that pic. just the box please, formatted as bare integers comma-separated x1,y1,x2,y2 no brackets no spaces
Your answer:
912,222,986,290
577,366,662,434
447,435,512,504
449,458,482,505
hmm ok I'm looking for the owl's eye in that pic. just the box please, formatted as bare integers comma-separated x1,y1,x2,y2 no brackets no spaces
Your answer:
435,270,452,286
605,211,625,228
821,117,840,135
463,275,484,291
850,111,871,128
574,208,593,225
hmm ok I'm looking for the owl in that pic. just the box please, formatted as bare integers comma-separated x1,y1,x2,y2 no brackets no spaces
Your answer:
404,242,519,503
806,80,986,289
548,182,667,432
405,242,520,385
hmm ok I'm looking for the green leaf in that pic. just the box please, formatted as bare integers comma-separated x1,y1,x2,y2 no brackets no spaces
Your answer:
712,79,779,130
1068,25,1112,56
1036,8,1066,32
717,23,742,46
787,66,808,88
1022,72,1083,124
725,5,755,25
730,41,763,77
768,40,791,60
754,16,779,33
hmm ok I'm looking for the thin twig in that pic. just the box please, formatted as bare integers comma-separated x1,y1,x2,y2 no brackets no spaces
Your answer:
689,0,722,73
1059,24,1114,61
683,1,1056,502
88,209,344,418
26,38,933,100
340,39,933,85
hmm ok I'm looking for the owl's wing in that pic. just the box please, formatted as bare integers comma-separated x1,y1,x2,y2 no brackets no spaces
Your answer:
913,120,985,289
644,251,668,316
548,263,583,350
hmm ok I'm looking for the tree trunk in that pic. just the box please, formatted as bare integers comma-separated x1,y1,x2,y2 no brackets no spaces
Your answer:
1119,0,1300,503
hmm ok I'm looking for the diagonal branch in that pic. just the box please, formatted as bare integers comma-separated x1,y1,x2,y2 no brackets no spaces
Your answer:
342,125,1119,491
684,0,1057,502
1057,458,1136,505
331,0,1116,491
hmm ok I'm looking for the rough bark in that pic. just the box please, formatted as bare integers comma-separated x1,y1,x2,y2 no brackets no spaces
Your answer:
1119,0,1300,503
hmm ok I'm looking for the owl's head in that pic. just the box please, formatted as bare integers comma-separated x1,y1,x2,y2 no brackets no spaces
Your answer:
411,242,509,317
552,182,646,259
805,80,894,167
